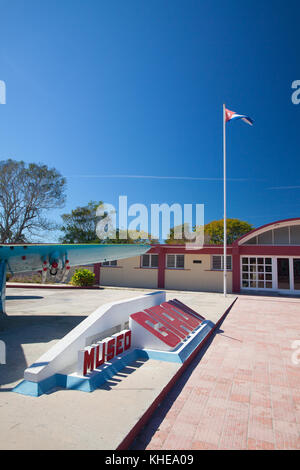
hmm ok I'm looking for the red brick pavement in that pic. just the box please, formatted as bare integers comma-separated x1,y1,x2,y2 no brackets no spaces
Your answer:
131,295,300,450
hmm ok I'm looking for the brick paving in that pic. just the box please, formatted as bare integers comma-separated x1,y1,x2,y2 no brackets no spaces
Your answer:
131,295,300,450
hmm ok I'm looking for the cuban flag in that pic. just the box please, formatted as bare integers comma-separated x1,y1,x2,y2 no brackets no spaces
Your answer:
225,108,253,126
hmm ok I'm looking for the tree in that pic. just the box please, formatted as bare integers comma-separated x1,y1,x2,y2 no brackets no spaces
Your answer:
107,229,158,245
60,201,158,244
0,159,66,243
60,201,102,243
165,219,253,245
165,224,192,245
204,218,254,245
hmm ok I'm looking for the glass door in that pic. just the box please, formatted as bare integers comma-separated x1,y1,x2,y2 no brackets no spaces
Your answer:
293,259,300,291
277,258,290,290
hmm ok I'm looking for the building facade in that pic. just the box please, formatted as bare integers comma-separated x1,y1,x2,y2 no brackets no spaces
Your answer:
95,218,300,295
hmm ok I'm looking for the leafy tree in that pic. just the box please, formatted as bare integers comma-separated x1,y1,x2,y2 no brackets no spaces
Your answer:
165,224,192,245
60,201,102,243
60,201,158,244
0,159,66,243
103,228,155,244
165,219,253,245
204,218,254,245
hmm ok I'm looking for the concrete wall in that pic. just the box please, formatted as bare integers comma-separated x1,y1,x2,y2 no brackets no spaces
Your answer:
100,254,232,293
100,256,157,289
164,254,232,293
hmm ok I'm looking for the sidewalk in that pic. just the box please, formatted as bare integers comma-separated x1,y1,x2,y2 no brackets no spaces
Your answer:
131,295,300,450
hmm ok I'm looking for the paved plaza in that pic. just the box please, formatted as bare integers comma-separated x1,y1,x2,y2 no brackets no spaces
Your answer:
0,286,234,450
131,295,300,450
1,287,300,449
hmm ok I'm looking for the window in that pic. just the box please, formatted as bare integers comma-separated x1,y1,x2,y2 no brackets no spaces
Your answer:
102,260,117,266
166,254,184,269
241,257,273,289
211,255,232,270
141,254,158,268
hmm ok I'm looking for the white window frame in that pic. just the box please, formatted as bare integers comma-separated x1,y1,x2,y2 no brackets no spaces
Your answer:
240,256,273,290
102,260,118,267
141,253,159,268
241,256,300,293
166,254,185,269
211,255,232,271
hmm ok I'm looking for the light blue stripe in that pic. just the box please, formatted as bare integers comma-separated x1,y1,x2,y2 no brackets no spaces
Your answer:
12,322,215,396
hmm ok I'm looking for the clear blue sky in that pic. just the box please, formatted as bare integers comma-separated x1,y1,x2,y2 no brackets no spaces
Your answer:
0,0,300,241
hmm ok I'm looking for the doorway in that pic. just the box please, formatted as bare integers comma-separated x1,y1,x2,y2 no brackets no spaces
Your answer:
293,259,300,291
277,258,290,290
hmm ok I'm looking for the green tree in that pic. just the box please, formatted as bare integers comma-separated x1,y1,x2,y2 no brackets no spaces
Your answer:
60,201,103,243
204,218,254,245
104,228,154,244
165,219,253,245
60,202,158,244
0,159,66,243
165,224,190,245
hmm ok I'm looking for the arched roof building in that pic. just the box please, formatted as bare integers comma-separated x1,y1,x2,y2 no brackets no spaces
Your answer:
95,218,300,294
232,218,300,293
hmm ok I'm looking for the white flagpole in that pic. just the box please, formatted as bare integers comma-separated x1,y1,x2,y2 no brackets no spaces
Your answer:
223,103,227,297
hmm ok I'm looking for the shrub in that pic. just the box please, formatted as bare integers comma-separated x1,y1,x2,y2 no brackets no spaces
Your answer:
70,268,95,287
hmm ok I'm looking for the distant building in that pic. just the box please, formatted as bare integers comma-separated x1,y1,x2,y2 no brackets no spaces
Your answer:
95,218,300,294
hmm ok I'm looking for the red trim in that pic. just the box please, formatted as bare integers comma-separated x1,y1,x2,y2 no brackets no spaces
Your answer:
157,249,166,289
93,263,101,285
148,245,233,255
232,245,240,293
239,245,300,255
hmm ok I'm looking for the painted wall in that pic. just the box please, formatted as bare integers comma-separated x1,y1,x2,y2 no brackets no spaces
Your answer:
164,254,232,293
100,253,232,293
100,256,157,289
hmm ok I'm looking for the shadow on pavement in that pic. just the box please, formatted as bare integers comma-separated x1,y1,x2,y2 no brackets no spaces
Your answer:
6,296,44,300
0,314,86,389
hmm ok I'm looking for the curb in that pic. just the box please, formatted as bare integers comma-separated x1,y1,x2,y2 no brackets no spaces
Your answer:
7,283,101,290
116,296,237,450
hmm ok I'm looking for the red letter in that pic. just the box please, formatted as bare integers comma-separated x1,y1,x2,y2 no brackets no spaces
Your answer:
105,338,115,361
161,302,201,329
124,330,131,350
145,306,189,338
95,343,105,368
115,333,124,355
83,347,95,376
131,311,181,348
169,299,205,321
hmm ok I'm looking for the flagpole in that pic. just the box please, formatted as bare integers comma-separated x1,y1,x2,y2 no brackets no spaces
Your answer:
223,103,227,297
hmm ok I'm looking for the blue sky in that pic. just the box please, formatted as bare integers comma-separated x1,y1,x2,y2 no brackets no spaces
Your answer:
0,0,300,241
